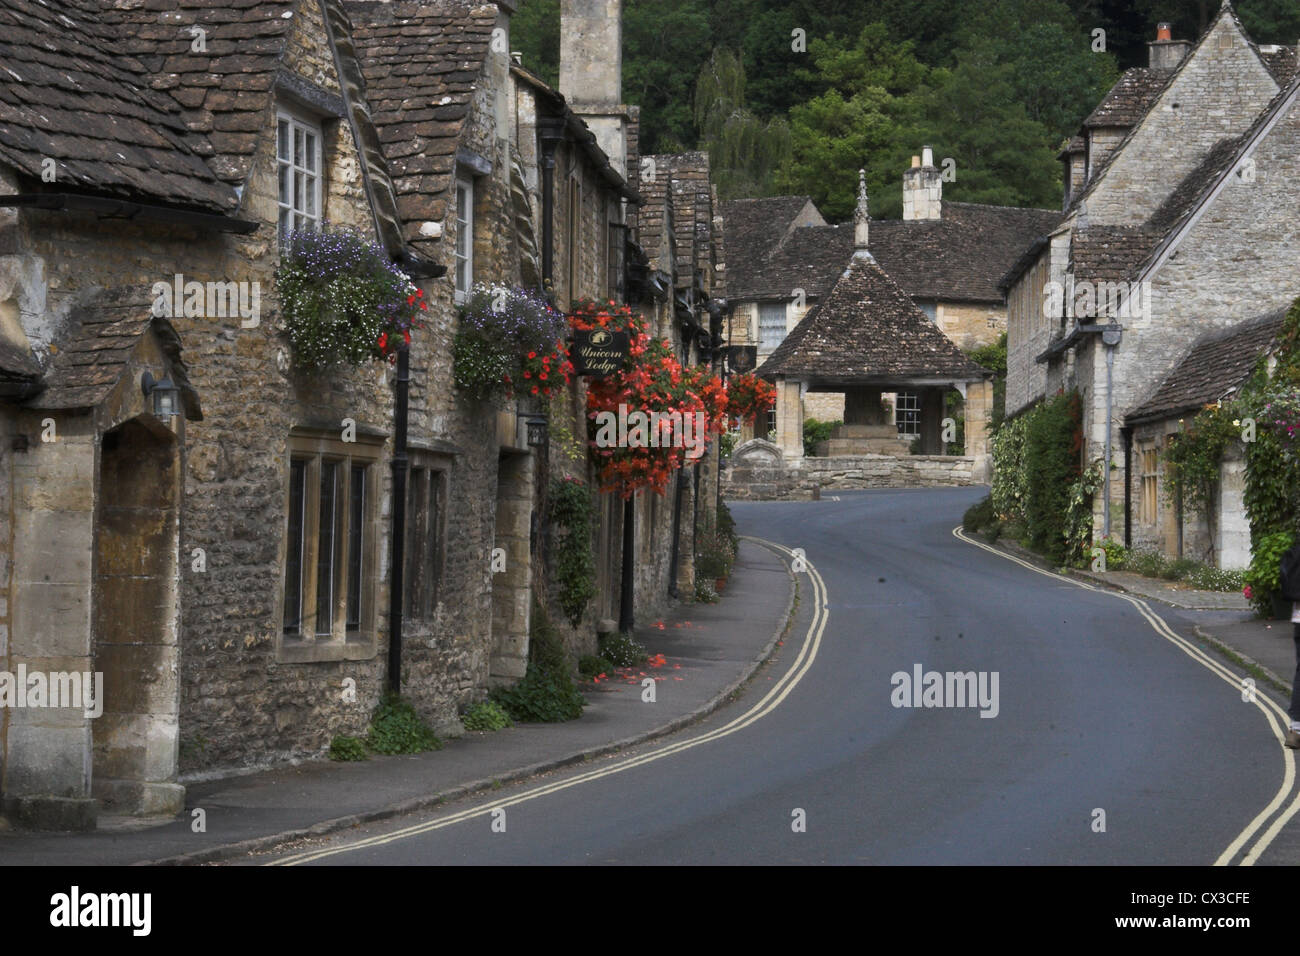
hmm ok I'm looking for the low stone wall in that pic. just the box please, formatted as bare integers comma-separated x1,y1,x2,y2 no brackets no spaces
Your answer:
723,449,983,500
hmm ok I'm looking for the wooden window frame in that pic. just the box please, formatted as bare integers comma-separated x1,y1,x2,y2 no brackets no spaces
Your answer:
454,176,475,304
279,429,384,663
276,106,323,239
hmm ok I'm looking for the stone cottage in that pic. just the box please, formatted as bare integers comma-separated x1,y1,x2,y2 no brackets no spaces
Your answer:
0,0,722,829
1002,5,1300,562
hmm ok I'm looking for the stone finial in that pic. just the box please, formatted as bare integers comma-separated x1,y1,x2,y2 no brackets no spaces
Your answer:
854,168,870,249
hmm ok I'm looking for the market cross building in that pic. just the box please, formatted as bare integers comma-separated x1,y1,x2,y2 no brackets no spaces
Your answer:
726,177,993,499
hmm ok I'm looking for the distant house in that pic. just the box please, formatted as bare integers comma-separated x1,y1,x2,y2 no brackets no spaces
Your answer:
723,149,1056,434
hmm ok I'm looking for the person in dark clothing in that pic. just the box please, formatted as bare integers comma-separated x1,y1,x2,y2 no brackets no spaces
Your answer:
1283,543,1300,748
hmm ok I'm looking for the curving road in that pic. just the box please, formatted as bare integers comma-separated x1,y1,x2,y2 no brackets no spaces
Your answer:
251,487,1299,865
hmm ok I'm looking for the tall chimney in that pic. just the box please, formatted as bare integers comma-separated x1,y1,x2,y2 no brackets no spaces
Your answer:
559,0,629,177
902,146,941,221
1148,22,1191,69
853,168,870,251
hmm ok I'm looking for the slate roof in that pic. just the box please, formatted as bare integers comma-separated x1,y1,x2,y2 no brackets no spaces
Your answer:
1256,44,1298,84
757,251,989,386
0,0,265,213
872,202,1061,304
720,196,818,297
0,338,42,388
727,199,1059,305
346,0,497,259
106,0,295,189
1068,226,1160,285
1083,67,1172,128
1127,310,1285,424
30,287,201,419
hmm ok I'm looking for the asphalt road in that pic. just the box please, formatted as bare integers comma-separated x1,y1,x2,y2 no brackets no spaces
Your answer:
250,487,1299,865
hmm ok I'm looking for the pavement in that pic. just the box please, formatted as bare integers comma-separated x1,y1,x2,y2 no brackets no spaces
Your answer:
0,537,795,866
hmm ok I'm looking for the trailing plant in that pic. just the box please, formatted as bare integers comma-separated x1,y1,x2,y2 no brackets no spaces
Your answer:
694,578,719,603
574,300,729,496
548,476,597,628
365,693,443,755
276,227,427,369
1023,390,1083,564
546,391,587,463
328,735,368,762
453,283,571,400
990,412,1030,522
1243,530,1296,617
1166,399,1243,522
1064,457,1104,566
462,699,513,732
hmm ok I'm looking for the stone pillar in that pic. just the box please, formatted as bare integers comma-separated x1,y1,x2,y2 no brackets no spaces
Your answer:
489,453,535,685
964,380,993,458
4,411,99,830
774,376,804,460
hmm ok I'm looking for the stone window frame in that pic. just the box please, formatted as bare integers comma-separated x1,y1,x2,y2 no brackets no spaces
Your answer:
454,175,475,304
278,427,385,663
405,450,452,623
276,105,324,238
757,301,786,352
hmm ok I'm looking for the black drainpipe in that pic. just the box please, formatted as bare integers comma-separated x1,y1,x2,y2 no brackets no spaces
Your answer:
619,493,635,633
539,117,565,290
1121,425,1133,549
668,468,686,598
387,344,410,695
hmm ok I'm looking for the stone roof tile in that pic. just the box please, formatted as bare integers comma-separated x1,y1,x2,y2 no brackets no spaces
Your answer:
1127,310,1285,423
757,252,989,385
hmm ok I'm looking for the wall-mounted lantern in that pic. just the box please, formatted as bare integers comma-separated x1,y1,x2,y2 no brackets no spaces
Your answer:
525,414,549,449
141,371,180,418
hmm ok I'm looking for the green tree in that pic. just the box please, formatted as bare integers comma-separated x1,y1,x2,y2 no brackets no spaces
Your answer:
694,48,792,199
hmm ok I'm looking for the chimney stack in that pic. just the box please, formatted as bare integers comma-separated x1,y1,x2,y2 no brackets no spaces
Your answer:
854,169,870,251
902,146,941,221
559,0,629,177
1148,22,1191,69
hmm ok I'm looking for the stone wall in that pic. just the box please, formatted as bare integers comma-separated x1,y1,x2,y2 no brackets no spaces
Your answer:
723,440,980,500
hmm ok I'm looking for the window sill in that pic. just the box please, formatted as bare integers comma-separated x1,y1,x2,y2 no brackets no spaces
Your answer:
277,634,377,664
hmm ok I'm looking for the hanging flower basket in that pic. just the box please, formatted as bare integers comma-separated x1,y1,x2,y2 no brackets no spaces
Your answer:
453,283,572,400
275,227,427,369
725,372,776,426
574,299,728,497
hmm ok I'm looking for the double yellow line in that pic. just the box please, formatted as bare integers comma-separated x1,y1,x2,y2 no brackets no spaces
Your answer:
268,538,829,865
953,525,1298,866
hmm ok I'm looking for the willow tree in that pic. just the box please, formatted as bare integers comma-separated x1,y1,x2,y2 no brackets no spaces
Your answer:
693,48,792,200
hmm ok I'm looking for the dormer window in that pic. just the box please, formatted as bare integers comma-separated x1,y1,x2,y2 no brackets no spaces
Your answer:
277,108,322,237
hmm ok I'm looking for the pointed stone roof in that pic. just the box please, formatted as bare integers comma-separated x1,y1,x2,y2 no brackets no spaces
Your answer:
757,251,989,388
